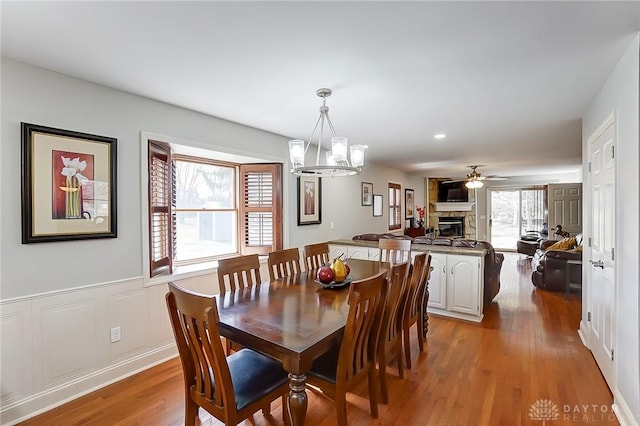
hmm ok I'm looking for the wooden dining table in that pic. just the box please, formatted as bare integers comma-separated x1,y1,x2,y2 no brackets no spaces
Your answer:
216,258,384,426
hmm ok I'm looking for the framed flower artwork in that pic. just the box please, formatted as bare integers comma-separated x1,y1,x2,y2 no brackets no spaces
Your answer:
21,122,118,243
297,176,321,225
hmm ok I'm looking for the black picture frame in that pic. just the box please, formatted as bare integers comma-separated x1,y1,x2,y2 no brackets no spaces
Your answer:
21,122,118,243
361,182,373,206
297,176,322,225
373,194,383,217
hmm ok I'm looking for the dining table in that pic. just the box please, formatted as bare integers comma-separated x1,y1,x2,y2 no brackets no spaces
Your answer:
216,257,385,426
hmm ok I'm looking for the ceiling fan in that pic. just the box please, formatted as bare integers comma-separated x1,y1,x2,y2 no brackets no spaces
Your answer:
443,165,508,188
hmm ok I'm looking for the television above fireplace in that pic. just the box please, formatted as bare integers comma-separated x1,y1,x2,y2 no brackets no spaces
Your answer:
438,181,469,202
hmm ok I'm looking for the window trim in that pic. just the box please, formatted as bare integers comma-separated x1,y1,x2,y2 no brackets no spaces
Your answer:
172,155,238,266
140,132,284,287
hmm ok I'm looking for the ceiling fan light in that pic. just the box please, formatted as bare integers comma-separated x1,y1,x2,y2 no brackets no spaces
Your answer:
465,179,484,189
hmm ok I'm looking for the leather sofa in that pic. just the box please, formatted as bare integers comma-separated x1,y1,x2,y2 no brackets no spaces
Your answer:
531,235,583,291
352,234,504,306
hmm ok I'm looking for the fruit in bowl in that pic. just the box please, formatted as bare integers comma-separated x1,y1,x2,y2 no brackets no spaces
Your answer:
331,258,348,283
317,265,335,284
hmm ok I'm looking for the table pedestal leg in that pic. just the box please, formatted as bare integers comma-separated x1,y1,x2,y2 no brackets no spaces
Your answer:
287,373,307,426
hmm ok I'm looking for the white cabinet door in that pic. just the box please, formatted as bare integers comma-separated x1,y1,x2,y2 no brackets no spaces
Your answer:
446,255,480,315
367,247,381,261
427,253,447,309
329,245,348,261
347,247,369,260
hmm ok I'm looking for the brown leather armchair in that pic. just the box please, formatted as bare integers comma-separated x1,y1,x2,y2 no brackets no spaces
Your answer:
531,235,583,291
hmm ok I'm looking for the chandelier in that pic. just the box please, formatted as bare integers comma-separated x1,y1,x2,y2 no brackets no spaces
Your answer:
288,88,366,177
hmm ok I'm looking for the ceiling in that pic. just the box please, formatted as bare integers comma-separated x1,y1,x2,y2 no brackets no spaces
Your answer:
2,2,639,179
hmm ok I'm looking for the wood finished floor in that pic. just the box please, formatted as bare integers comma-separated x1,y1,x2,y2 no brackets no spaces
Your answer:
18,254,616,426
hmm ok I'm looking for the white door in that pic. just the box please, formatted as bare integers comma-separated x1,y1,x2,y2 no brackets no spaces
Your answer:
427,253,447,309
446,255,480,315
587,114,616,390
548,183,583,236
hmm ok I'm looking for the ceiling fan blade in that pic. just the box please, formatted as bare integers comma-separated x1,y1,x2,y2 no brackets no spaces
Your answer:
482,176,509,181
441,179,466,184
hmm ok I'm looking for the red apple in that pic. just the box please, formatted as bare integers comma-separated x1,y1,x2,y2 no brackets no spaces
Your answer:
317,265,335,284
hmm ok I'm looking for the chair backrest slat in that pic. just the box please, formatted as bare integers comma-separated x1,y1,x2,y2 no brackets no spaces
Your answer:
217,254,262,292
268,248,302,280
379,239,412,264
304,242,330,271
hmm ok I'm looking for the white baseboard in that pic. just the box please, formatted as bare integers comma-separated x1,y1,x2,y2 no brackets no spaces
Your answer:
612,388,638,426
578,320,589,347
1,345,177,426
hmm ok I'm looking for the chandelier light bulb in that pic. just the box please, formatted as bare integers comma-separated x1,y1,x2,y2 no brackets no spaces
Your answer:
326,151,336,166
331,136,348,163
288,139,305,168
350,145,366,168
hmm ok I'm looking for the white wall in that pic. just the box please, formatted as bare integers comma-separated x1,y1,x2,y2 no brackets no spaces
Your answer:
582,34,639,425
0,58,424,424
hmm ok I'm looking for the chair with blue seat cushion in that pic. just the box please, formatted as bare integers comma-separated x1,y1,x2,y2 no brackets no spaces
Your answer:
166,282,290,425
306,270,388,426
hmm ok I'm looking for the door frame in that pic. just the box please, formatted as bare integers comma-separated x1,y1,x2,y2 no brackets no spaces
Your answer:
486,186,546,250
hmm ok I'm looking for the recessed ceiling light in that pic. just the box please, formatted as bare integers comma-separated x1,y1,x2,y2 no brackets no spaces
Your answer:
434,133,446,140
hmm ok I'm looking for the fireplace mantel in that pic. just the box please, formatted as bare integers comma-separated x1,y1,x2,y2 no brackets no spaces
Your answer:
432,202,476,212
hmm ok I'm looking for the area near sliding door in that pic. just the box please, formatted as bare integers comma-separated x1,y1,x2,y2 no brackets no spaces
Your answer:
488,186,546,250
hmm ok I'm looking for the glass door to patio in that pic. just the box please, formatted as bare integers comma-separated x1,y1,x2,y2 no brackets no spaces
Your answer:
489,187,546,250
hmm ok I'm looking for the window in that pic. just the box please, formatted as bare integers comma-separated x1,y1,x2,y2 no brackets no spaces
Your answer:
148,140,282,277
388,182,401,230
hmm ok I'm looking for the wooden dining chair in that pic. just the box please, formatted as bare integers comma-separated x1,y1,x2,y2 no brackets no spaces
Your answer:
216,254,262,353
166,282,290,426
306,271,388,426
377,260,410,404
378,238,412,264
217,254,262,293
303,242,330,271
268,248,302,280
402,253,431,369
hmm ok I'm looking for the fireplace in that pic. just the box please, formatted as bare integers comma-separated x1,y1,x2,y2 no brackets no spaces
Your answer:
438,216,464,237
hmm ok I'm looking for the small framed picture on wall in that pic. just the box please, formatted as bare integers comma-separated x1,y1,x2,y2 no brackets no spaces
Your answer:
373,194,383,217
361,182,373,206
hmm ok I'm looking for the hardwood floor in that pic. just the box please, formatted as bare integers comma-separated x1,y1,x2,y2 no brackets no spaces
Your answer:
18,254,616,426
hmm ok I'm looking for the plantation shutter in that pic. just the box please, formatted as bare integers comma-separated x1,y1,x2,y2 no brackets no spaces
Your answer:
239,163,282,255
388,182,401,230
148,140,174,277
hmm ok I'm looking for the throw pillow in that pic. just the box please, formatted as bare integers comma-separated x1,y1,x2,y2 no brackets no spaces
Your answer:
547,237,576,251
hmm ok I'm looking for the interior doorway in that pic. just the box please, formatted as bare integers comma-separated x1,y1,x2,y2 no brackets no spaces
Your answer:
488,187,547,250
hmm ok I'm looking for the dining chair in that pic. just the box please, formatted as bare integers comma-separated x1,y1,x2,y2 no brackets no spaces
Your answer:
378,238,412,264
217,254,262,292
402,253,432,369
216,254,262,354
306,271,388,426
166,282,290,426
303,242,330,271
377,260,410,404
268,248,302,280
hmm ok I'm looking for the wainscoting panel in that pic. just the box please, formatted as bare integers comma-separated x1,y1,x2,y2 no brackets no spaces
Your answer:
0,272,227,425
33,293,103,391
108,286,149,361
0,300,34,406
